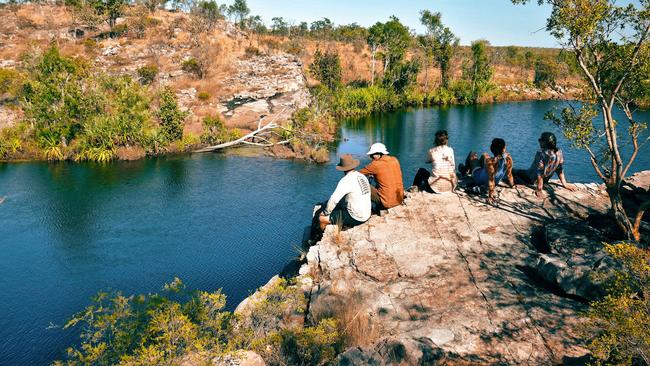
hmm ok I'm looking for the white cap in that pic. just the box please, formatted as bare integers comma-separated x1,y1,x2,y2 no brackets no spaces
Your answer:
366,143,389,155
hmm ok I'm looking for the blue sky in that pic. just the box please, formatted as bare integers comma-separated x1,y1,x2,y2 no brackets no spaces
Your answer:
244,0,558,47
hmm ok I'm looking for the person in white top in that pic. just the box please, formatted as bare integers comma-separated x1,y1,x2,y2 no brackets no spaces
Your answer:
411,130,457,193
319,154,372,231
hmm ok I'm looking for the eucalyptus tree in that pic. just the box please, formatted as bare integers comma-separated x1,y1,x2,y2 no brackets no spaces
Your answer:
513,0,650,240
463,40,493,103
419,10,459,88
227,0,249,26
366,17,412,86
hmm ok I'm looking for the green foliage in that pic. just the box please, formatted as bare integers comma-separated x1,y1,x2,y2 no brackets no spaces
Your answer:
197,91,211,101
584,243,650,365
462,40,494,103
108,23,128,38
136,64,158,85
89,0,128,28
193,0,223,31
0,68,21,97
533,56,559,88
200,114,240,145
331,85,399,117
309,49,342,90
181,57,206,79
0,124,28,159
157,88,187,142
382,59,420,94
57,277,344,366
419,10,459,88
227,0,249,26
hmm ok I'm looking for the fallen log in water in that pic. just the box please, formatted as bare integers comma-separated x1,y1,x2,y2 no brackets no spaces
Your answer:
195,109,289,153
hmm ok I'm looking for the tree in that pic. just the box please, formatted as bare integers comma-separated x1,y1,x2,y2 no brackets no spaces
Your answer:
89,0,127,28
193,0,222,31
310,18,334,39
271,16,289,36
157,88,187,142
227,0,249,26
514,0,650,240
533,56,559,88
367,22,383,85
309,49,342,90
419,10,459,88
366,17,412,88
463,40,493,103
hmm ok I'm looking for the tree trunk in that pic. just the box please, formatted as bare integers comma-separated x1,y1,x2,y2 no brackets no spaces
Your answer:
606,183,636,240
370,50,376,86
633,200,649,242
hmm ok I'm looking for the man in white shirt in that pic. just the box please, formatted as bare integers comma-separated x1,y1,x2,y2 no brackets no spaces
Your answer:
319,154,372,231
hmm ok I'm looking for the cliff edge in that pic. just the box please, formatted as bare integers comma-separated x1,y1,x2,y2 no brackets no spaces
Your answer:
260,172,650,365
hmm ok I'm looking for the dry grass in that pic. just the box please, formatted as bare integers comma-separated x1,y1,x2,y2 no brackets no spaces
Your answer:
309,289,382,348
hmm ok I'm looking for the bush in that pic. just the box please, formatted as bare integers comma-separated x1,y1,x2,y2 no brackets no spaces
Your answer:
109,23,128,38
244,46,262,57
55,277,344,366
137,64,158,85
0,68,21,97
197,91,211,101
309,49,342,90
158,88,187,142
182,57,206,79
583,243,650,366
534,57,560,88
332,86,398,117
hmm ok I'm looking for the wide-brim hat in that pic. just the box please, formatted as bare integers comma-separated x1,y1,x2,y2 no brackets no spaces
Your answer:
367,142,389,155
336,154,360,171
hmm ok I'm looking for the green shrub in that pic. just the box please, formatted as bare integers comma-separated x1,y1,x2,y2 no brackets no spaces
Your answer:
109,23,128,38
332,86,398,117
137,64,158,85
244,46,262,57
534,57,559,88
55,277,344,366
583,243,650,366
157,88,187,142
0,67,21,97
309,49,342,90
197,91,211,101
181,58,206,79
82,38,100,54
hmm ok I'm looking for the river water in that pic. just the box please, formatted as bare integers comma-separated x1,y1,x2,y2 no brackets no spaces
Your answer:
1,101,649,365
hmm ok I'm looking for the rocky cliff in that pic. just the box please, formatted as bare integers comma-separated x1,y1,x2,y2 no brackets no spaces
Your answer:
238,172,650,366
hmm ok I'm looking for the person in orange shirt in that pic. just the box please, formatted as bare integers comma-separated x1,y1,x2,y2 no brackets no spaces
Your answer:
359,143,405,211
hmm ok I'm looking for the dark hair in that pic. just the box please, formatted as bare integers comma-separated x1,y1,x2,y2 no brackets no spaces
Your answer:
434,130,448,146
490,138,506,156
539,132,558,152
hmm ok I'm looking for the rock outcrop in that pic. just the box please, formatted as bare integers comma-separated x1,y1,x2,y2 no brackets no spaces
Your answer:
257,178,649,365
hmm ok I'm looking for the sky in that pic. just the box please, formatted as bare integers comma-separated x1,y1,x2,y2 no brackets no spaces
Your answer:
244,0,559,48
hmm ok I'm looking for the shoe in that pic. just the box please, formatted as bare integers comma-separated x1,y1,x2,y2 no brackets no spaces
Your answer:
406,185,419,193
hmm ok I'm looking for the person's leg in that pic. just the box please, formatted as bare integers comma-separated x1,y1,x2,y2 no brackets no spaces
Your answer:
513,169,533,185
370,185,383,214
460,152,478,176
412,168,432,190
467,152,481,173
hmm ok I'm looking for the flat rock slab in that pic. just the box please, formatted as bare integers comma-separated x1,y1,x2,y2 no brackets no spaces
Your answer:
302,184,614,365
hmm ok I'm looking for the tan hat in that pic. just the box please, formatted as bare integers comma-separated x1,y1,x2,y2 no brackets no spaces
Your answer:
336,154,360,171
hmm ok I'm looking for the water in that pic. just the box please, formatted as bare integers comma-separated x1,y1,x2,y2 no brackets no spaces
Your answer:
1,101,648,365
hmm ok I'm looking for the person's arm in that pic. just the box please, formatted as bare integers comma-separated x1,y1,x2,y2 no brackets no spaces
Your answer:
505,155,515,188
486,156,497,202
557,168,574,190
535,175,544,197
359,162,375,177
323,179,350,215
425,149,433,164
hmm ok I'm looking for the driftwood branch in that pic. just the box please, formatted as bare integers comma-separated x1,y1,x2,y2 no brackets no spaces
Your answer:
194,109,288,153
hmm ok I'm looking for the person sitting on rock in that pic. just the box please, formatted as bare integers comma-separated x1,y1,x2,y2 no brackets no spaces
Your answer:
411,130,457,193
459,138,515,203
513,132,573,197
359,143,404,211
318,154,372,231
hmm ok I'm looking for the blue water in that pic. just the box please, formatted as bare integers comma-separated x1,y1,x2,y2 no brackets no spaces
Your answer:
1,101,649,365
